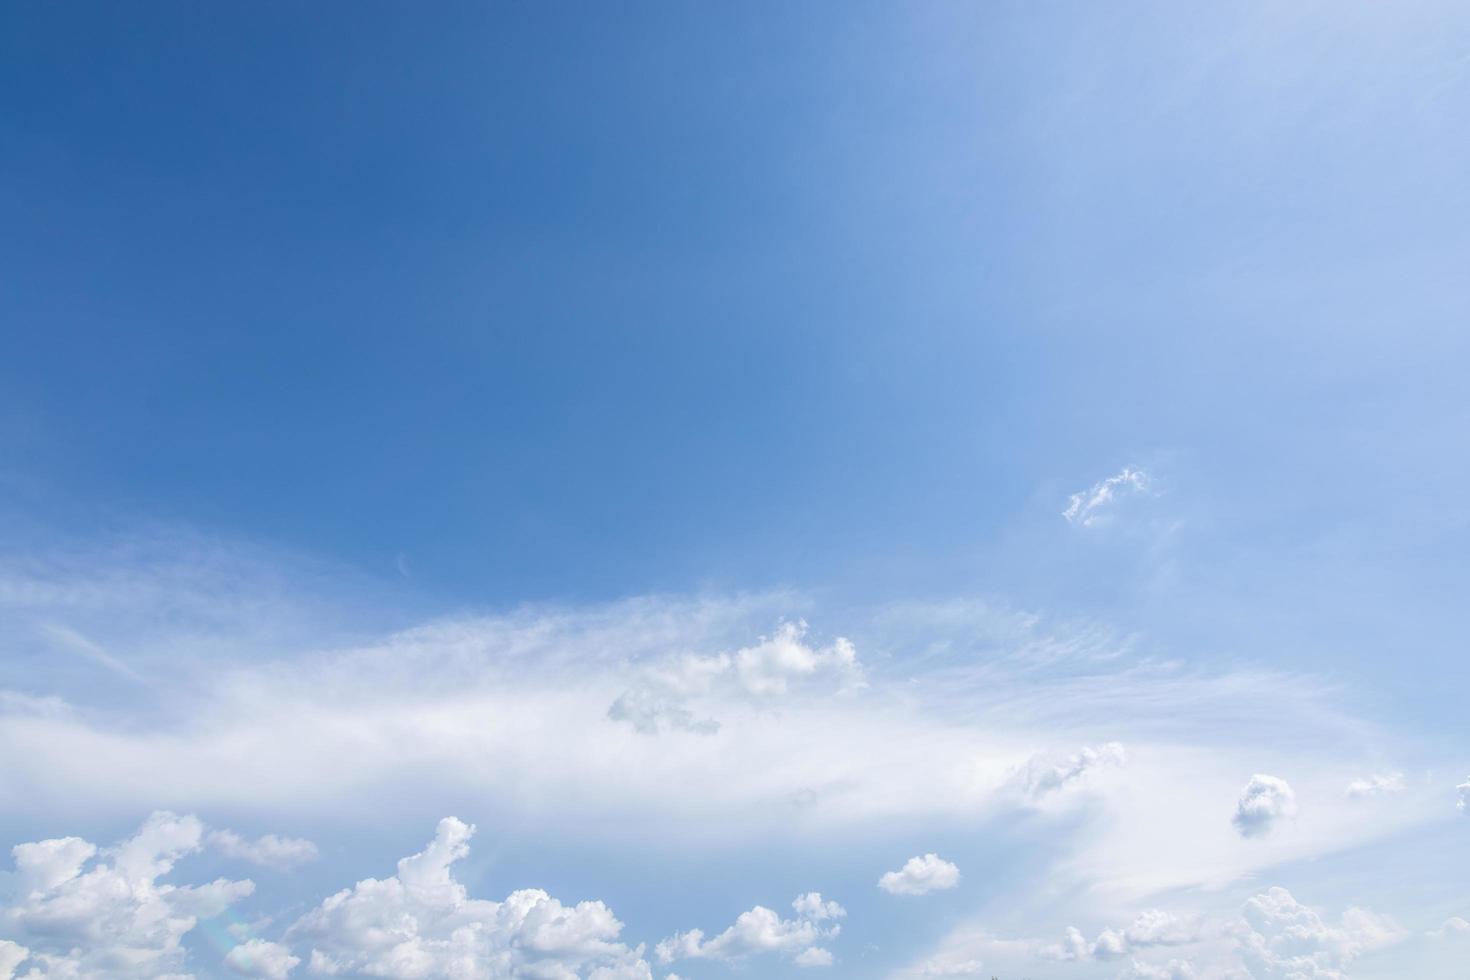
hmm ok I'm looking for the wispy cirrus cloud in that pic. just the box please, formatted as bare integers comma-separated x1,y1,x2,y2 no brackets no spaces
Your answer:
1062,467,1153,528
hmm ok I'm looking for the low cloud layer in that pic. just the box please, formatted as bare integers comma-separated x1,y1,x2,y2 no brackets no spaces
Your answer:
655,892,844,967
1062,467,1152,527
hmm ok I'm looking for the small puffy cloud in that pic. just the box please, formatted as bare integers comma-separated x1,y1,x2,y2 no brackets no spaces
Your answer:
794,946,834,966
1,811,255,978
1232,774,1297,838
878,854,961,896
1457,776,1470,814
1429,916,1469,939
289,817,650,979
209,829,319,870
1236,886,1405,977
1063,467,1152,527
609,621,862,735
1018,742,1126,799
1041,910,1203,962
1345,772,1405,799
225,939,301,979
656,892,844,967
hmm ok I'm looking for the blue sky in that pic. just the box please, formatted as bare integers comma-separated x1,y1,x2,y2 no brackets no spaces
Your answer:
1,3,1467,979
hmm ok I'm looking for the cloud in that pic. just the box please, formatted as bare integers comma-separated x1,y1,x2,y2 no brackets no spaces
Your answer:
225,939,301,979
289,817,651,979
209,830,319,870
1458,776,1469,814
1235,886,1405,977
1062,467,1152,527
1232,774,1297,838
655,893,844,966
1429,916,1469,939
878,854,961,896
0,941,29,980
608,621,862,735
1345,772,1405,799
1041,910,1204,962
1117,959,1196,980
1017,742,1127,799
1,811,255,979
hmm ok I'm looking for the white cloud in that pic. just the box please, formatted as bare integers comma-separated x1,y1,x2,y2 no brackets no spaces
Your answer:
0,941,29,980
1116,958,1196,979
1235,886,1405,977
793,946,834,966
1,811,255,979
1345,772,1405,799
225,939,301,979
1062,467,1152,527
1041,910,1204,962
1232,774,1298,838
209,830,319,870
655,892,843,967
608,621,862,735
919,958,985,976
1429,916,1469,939
289,817,650,979
1018,742,1127,799
1457,775,1470,814
878,854,961,896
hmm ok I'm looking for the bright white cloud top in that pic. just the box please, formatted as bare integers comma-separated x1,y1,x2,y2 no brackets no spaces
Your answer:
1231,774,1299,839
877,854,961,896
655,893,844,967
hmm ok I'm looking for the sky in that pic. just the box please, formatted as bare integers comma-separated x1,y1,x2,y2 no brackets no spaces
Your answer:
1,2,1468,978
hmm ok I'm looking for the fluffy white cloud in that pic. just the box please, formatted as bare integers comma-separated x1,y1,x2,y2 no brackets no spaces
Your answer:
1062,467,1152,527
1041,910,1203,962
289,817,650,979
1429,916,1469,939
1232,774,1298,838
209,830,319,870
1018,742,1126,799
1,811,255,979
225,939,301,979
608,621,862,734
0,941,29,980
1235,886,1405,977
1457,776,1469,814
655,893,843,966
878,854,961,896
1117,958,1196,979
1345,772,1405,799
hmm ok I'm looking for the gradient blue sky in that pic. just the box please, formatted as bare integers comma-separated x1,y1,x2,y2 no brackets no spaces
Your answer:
1,3,1467,979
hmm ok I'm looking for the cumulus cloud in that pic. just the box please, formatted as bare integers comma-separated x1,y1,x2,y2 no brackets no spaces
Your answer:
1458,776,1469,814
0,811,255,979
1117,959,1196,980
1429,916,1469,939
0,941,29,980
1062,467,1152,527
878,854,961,896
289,817,650,979
1235,886,1405,977
209,829,319,870
1232,774,1297,838
1345,772,1405,799
655,892,844,967
608,621,862,734
1041,910,1203,962
1017,742,1126,799
225,939,301,979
